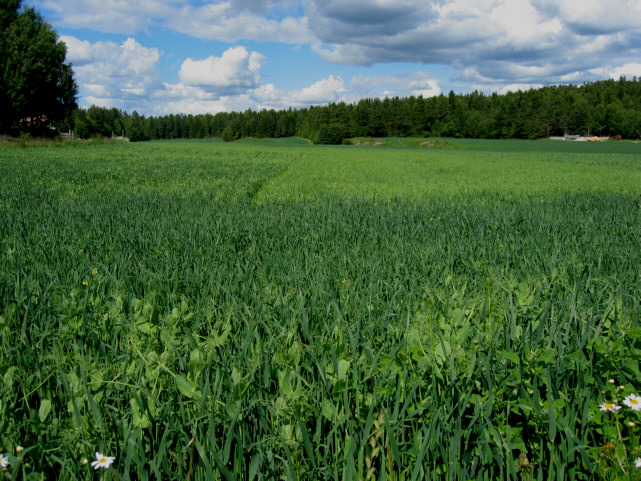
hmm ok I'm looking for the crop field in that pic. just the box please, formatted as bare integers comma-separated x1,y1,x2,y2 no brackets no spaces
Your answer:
1,138,640,480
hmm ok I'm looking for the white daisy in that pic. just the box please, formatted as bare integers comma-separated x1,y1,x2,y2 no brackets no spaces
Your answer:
91,452,115,470
0,454,9,469
623,394,641,411
599,402,622,412
636,457,641,469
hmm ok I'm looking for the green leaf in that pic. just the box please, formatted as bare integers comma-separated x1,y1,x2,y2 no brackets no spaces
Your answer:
337,359,351,381
226,400,241,420
175,374,202,399
39,399,52,422
130,398,151,429
508,426,526,452
628,327,641,339
249,453,262,481
538,349,556,364
321,399,335,421
3,366,16,388
231,366,242,387
188,349,203,382
501,350,520,364
553,398,567,411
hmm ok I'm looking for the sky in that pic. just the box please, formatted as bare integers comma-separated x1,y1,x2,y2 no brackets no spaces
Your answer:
28,0,641,116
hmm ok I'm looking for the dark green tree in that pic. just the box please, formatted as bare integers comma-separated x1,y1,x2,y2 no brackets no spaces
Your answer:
0,0,78,133
317,123,346,144
222,118,242,142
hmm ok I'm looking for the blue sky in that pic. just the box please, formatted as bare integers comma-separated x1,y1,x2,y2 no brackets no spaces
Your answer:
28,0,641,116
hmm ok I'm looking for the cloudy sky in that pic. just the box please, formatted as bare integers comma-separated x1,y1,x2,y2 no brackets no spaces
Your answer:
29,0,641,115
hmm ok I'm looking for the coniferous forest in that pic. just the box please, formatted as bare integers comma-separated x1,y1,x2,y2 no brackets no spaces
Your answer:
66,78,641,143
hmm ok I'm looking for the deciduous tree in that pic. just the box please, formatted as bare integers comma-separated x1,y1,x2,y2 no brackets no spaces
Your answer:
0,0,77,133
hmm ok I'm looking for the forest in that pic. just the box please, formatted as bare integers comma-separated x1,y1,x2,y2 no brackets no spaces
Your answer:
67,77,641,143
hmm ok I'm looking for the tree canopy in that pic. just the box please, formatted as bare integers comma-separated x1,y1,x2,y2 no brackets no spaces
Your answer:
0,0,77,133
73,78,641,143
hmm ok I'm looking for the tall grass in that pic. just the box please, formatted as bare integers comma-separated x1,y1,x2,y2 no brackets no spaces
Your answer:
0,139,640,479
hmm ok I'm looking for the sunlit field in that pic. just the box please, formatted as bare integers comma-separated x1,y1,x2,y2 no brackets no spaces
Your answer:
1,138,640,480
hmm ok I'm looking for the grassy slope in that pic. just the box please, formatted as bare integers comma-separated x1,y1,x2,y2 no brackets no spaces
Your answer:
0,138,640,480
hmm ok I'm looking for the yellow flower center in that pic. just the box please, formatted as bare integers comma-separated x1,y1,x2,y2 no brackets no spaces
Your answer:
631,399,639,405
100,458,107,463
605,403,614,409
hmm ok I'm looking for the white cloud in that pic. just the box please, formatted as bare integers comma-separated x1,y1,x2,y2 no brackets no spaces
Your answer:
45,0,641,99
406,76,442,98
252,83,286,103
146,72,439,114
590,63,641,79
61,36,162,109
35,0,177,34
488,0,563,46
168,4,312,43
153,98,230,115
307,0,641,90
498,83,545,94
307,0,431,37
36,0,311,43
289,75,345,103
534,0,641,35
350,72,441,98
60,36,93,65
179,47,265,94
152,82,212,101
63,34,360,114
53,1,641,114
84,83,111,97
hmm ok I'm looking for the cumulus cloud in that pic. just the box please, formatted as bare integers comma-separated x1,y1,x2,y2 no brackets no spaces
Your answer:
62,36,162,109
62,33,353,114
43,0,641,97
53,0,641,114
149,75,347,113
252,83,286,103
350,72,442,99
60,36,93,66
35,0,311,42
289,75,345,104
307,0,641,90
306,0,431,38
152,98,230,115
167,4,311,43
308,0,568,66
34,0,176,34
533,0,641,35
590,63,641,79
179,47,264,94
228,0,300,15
248,72,439,109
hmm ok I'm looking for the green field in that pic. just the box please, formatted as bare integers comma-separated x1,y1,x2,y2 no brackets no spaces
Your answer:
1,138,640,480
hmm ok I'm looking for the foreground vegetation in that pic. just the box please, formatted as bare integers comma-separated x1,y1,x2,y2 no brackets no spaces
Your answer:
1,139,640,480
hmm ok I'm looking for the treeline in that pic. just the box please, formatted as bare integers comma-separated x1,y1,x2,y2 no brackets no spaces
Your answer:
70,78,641,143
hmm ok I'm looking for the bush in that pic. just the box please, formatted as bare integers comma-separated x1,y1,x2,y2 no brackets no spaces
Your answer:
317,123,345,144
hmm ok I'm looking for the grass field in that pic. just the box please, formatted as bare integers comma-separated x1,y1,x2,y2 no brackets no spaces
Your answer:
1,138,640,480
